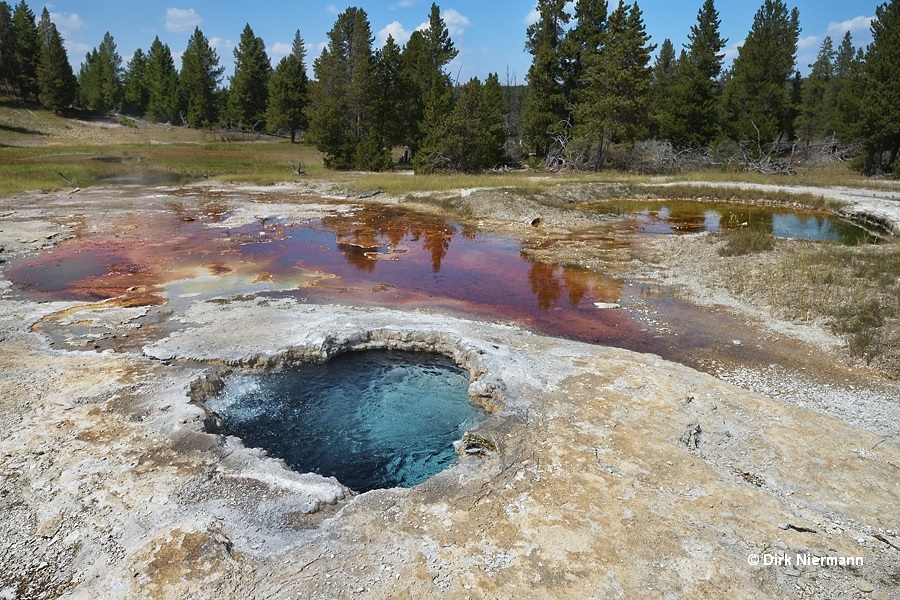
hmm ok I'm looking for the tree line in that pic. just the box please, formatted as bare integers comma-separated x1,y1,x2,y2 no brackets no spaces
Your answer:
1,0,898,175
524,0,899,175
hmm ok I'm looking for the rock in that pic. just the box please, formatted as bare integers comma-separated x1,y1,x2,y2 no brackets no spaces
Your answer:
858,581,874,593
593,302,621,310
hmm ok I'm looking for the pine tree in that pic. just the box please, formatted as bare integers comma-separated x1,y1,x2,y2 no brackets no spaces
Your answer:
833,31,856,83
652,0,727,147
36,6,50,49
562,0,608,113
77,32,123,114
0,2,14,94
828,32,855,137
721,0,800,147
415,75,506,173
400,4,458,156
399,32,428,151
179,27,223,128
373,35,408,150
681,0,727,146
420,4,457,138
854,0,900,173
309,7,386,170
122,48,148,116
795,36,835,140
520,0,569,157
482,72,507,167
11,0,39,100
145,37,180,123
36,9,75,112
573,1,655,167
689,0,727,82
229,24,271,130
266,30,309,142
786,69,802,140
649,38,678,139
834,42,864,148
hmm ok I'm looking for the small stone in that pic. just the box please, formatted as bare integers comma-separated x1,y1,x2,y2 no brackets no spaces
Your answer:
593,302,621,310
857,581,874,593
732,339,742,345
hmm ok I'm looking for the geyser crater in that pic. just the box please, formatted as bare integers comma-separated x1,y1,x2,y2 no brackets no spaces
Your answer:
193,349,499,494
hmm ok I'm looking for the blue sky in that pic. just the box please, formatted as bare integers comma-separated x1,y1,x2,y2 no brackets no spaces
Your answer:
36,0,879,82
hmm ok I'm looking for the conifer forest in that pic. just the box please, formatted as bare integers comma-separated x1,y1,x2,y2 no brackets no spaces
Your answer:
2,0,898,175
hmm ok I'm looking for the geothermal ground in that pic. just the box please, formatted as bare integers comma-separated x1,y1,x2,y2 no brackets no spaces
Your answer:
1,182,898,600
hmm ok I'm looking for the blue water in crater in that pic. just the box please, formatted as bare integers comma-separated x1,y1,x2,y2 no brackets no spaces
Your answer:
207,351,486,493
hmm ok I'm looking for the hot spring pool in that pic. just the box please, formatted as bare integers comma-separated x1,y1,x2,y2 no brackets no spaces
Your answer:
206,350,487,493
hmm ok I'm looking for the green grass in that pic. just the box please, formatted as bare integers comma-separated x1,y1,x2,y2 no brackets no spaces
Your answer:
0,142,327,194
717,227,776,256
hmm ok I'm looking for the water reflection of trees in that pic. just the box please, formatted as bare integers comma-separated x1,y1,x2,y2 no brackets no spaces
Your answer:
322,207,459,273
526,261,562,310
320,206,629,312
523,255,624,312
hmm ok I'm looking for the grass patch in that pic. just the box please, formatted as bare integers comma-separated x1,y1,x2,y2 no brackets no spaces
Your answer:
717,227,776,256
673,162,895,191
0,142,327,194
720,240,900,364
340,170,613,196
630,182,843,211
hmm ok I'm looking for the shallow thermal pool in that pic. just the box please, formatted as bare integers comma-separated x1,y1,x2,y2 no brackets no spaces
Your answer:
207,350,487,493
591,200,883,243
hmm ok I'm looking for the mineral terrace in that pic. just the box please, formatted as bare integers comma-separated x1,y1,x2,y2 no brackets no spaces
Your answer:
1,183,898,600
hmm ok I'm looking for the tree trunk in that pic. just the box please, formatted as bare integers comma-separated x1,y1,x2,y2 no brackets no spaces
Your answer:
888,140,899,167
863,147,876,176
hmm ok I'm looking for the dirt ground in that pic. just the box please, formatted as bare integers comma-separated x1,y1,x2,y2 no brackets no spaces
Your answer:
1,181,899,600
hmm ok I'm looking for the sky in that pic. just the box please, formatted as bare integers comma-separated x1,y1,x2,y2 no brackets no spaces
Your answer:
33,0,879,83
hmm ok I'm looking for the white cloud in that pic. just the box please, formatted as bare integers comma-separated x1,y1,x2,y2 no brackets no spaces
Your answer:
410,8,470,37
66,41,92,62
270,42,293,57
442,9,470,37
392,0,417,7
797,35,820,51
165,8,203,33
827,15,873,38
378,21,412,46
524,2,573,27
796,35,822,72
49,11,86,37
723,39,744,64
326,5,339,14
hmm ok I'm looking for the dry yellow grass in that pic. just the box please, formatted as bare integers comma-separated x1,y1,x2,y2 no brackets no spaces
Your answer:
719,239,900,364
